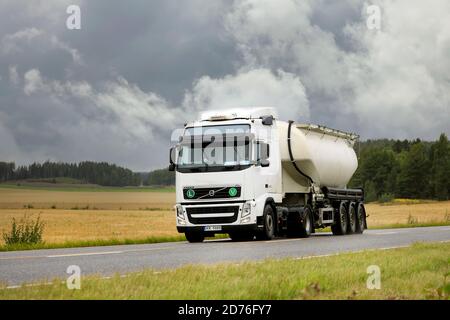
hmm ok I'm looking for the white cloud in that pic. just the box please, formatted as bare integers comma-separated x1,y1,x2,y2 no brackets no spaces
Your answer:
23,69,44,95
1,28,82,64
183,68,309,121
224,0,450,139
22,68,179,140
1,28,43,54
8,65,19,85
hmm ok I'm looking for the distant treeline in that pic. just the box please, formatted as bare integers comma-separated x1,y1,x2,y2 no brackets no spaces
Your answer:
143,133,450,199
349,133,450,201
0,161,141,187
1,134,449,196
144,168,175,186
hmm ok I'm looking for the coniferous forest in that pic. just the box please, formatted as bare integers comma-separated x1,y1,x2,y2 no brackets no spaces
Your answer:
0,161,141,187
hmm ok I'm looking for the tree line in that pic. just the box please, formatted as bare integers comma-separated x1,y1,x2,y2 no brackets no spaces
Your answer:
144,168,175,186
0,161,141,187
143,133,450,200
349,133,450,201
1,133,449,196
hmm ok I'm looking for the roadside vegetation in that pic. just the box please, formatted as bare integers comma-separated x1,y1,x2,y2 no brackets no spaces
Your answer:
2,214,44,246
1,242,448,299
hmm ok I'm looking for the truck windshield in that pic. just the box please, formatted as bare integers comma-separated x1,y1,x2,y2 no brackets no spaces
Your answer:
177,124,253,173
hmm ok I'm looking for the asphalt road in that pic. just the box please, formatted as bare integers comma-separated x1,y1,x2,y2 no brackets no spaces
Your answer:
1,226,449,287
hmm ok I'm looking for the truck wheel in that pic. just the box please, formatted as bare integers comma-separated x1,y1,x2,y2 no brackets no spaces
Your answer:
299,205,313,238
229,232,254,242
256,204,275,240
185,232,205,243
347,202,357,234
331,201,348,235
355,203,366,234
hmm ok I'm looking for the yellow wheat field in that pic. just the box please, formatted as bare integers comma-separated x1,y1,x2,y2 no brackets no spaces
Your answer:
0,187,449,245
0,188,175,210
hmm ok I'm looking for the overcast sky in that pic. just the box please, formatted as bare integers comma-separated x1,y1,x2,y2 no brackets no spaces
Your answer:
1,0,449,171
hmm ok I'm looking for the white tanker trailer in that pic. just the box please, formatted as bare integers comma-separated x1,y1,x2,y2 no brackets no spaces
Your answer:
169,107,366,242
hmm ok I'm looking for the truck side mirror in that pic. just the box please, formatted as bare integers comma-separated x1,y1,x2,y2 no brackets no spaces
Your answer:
169,147,176,171
261,115,273,126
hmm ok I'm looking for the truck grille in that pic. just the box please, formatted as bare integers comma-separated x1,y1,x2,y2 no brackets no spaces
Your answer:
186,206,239,224
183,186,241,200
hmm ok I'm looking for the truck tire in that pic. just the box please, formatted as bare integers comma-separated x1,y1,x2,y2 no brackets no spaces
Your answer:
347,202,357,234
331,201,348,235
299,205,313,238
229,232,254,242
256,204,275,240
185,232,205,243
355,203,366,234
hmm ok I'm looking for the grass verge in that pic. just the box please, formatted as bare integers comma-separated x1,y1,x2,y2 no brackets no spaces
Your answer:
1,242,449,299
369,221,450,229
0,234,231,252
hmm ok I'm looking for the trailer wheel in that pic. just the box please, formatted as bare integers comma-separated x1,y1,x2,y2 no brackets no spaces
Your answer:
347,202,357,234
185,232,205,243
256,204,275,240
331,201,348,235
299,205,313,238
355,203,366,234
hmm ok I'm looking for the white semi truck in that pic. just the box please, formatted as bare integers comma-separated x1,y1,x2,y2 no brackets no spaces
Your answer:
169,107,366,243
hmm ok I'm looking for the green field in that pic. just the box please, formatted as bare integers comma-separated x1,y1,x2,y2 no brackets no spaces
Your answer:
1,242,449,299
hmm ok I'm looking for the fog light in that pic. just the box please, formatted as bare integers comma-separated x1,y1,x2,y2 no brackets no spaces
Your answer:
241,217,251,224
177,218,186,225
176,205,185,220
242,202,251,218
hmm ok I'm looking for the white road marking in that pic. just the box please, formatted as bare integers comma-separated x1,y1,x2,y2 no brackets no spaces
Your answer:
373,231,399,235
1,246,177,261
265,238,305,243
293,244,411,260
121,246,176,254
47,251,123,258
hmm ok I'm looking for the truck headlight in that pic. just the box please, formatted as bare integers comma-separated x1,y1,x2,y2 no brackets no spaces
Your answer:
242,202,251,218
176,205,184,220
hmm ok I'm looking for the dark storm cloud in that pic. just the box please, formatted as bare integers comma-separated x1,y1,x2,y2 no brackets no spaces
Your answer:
0,0,237,170
1,0,449,171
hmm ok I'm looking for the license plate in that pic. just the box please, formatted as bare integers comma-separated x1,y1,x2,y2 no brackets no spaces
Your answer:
204,225,222,231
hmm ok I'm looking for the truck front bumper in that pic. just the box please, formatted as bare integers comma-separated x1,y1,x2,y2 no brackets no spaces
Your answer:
177,223,259,234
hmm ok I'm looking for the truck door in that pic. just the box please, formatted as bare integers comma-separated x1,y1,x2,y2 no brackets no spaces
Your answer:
255,123,280,196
